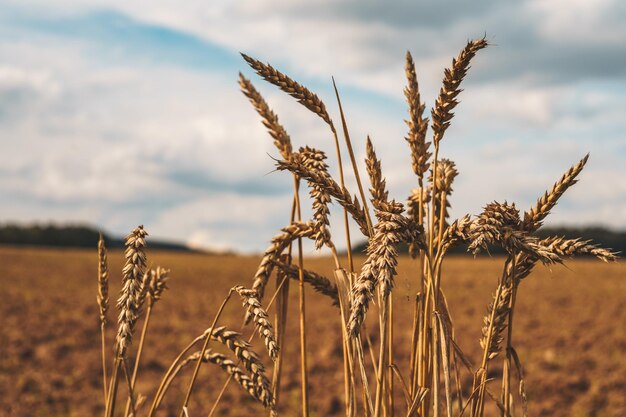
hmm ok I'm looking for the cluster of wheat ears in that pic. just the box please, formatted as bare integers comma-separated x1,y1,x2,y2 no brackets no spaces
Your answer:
96,38,617,417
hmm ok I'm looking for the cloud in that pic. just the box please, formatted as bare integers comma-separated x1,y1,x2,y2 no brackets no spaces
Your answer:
0,2,624,252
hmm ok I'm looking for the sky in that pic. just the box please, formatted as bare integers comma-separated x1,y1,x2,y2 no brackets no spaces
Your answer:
0,1,625,253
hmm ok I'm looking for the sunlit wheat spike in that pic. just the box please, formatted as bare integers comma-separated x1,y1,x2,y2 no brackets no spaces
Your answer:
234,286,279,362
239,73,293,160
404,51,431,180
251,221,317,302
179,349,270,409
366,136,388,210
115,225,148,357
148,266,170,304
429,158,458,239
541,236,618,262
523,154,589,231
432,37,488,145
272,260,340,307
347,256,377,337
440,214,472,252
136,270,151,315
480,284,512,360
241,53,333,128
468,202,561,263
348,203,424,336
468,201,520,254
97,233,109,325
208,326,274,408
300,146,333,249
277,156,370,236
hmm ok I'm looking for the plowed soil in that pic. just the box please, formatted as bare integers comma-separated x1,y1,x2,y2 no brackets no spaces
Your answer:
0,246,624,417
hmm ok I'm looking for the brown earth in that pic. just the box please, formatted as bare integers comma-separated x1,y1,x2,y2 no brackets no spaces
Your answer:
0,245,624,417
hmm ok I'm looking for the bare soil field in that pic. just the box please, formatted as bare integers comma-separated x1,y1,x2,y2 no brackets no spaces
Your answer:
0,245,624,417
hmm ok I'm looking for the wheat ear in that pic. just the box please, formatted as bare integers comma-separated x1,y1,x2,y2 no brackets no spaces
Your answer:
431,37,488,145
404,51,431,180
178,350,265,405
271,260,340,307
106,226,148,417
241,53,333,128
97,233,109,401
276,156,370,237
541,236,618,262
115,225,148,357
238,73,293,159
210,326,275,409
234,286,279,362
479,285,512,360
523,154,589,231
299,146,333,249
251,221,317,302
147,266,170,305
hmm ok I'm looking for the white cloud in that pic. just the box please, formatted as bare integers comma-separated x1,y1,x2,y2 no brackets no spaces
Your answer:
0,1,625,252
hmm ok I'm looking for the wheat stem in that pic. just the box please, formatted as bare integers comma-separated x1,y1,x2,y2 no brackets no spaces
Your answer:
178,289,234,417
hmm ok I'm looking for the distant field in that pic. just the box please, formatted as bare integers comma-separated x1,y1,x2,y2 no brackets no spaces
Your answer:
0,246,624,417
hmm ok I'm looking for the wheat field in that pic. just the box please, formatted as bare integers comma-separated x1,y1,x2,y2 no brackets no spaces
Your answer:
0,247,624,416
1,38,624,417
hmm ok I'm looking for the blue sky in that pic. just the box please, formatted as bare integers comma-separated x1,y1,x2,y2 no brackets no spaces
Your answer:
0,1,625,252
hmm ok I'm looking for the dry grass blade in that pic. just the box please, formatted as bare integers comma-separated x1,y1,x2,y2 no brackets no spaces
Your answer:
431,38,488,145
239,73,293,160
523,154,589,231
241,53,333,128
271,261,340,307
234,286,279,362
404,51,431,180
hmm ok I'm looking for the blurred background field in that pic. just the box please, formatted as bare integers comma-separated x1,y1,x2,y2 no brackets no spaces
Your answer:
1,245,624,417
